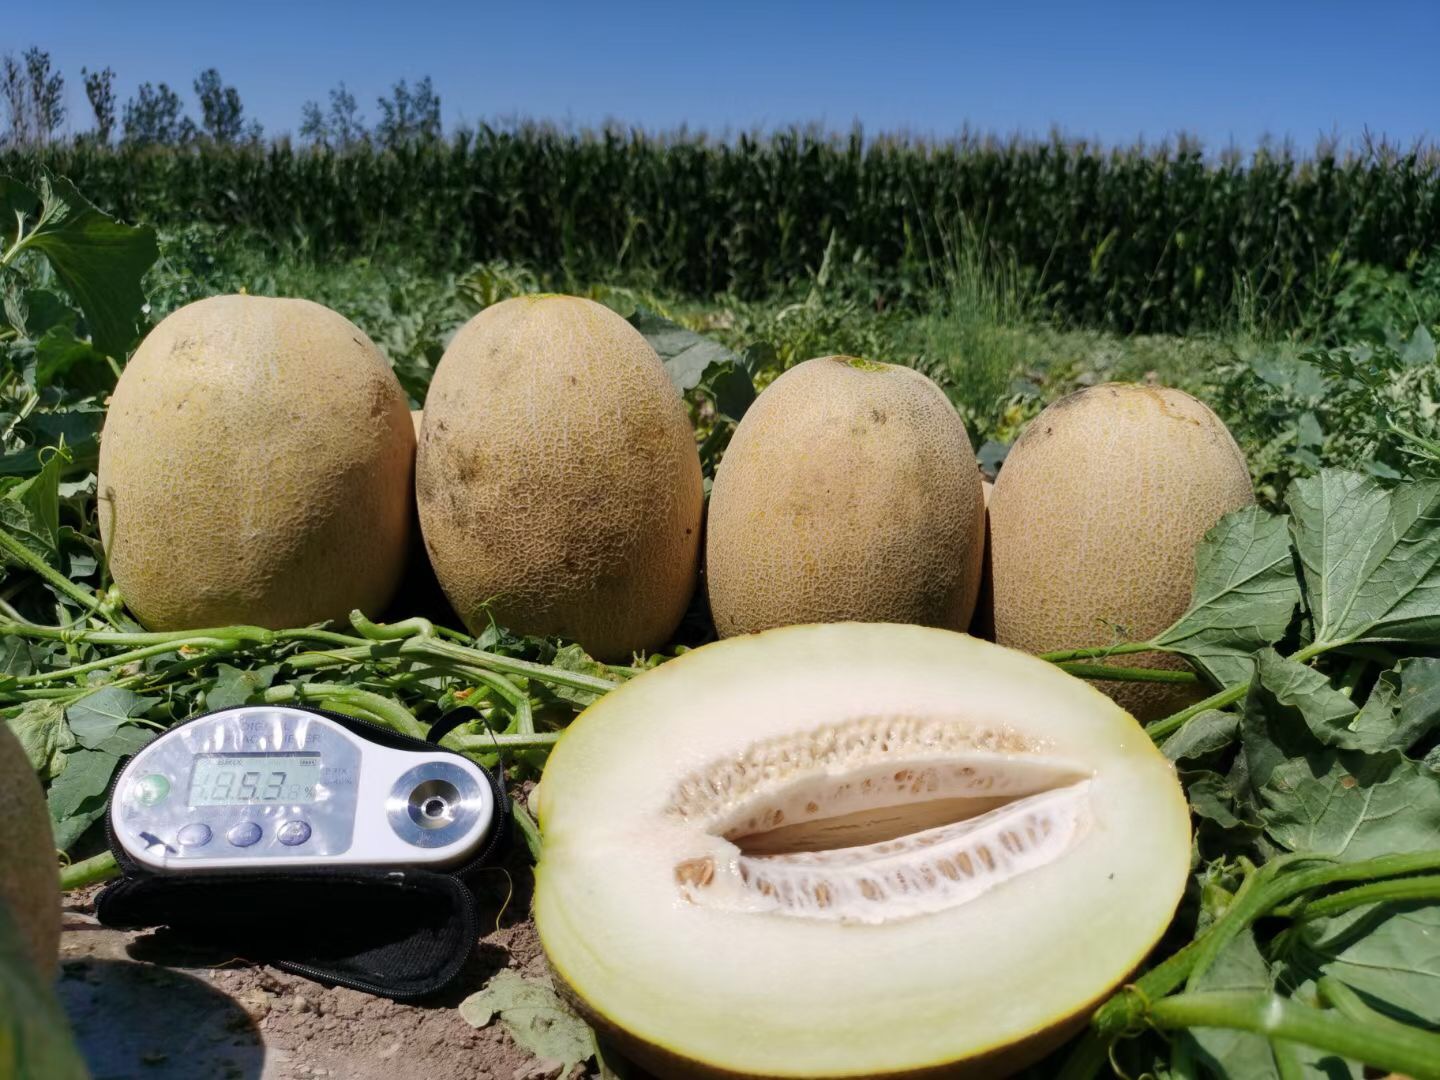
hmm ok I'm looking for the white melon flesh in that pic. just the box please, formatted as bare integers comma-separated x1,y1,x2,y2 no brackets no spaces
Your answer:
535,623,1191,1079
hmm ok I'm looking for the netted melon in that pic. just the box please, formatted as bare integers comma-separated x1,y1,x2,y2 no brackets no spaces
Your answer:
98,295,414,630
706,356,984,636
988,384,1253,720
417,295,702,661
0,723,58,980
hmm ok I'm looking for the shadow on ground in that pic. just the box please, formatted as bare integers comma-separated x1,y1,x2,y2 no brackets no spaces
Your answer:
58,948,264,1080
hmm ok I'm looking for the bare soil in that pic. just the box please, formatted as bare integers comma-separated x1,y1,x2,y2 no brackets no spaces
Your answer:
56,857,597,1080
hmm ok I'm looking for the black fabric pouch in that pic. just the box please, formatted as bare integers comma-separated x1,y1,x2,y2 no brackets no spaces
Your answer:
95,706,511,1001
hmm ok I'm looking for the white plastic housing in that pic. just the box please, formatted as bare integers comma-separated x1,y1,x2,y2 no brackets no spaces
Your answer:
110,706,493,871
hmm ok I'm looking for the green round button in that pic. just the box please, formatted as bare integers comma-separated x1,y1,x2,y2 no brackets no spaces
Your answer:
134,773,170,807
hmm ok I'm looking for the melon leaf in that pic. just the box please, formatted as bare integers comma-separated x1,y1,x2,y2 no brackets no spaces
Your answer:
0,635,40,678
1288,471,1440,649
66,687,160,748
1153,506,1301,688
1288,903,1440,1028
1241,651,1358,769
628,306,738,394
1239,652,1440,862
46,746,122,851
459,970,594,1069
0,442,67,564
205,663,280,710
1342,659,1440,754
5,698,73,779
0,174,158,358
1163,709,1240,763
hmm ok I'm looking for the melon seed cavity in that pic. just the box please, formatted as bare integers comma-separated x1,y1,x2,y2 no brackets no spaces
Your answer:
665,715,1093,924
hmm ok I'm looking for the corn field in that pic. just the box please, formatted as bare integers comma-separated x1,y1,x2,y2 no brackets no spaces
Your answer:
16,128,1440,333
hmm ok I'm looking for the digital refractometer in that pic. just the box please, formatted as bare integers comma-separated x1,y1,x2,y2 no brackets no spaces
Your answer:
109,705,496,872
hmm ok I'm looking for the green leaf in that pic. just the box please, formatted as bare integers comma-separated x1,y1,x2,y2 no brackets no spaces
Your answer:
2,404,105,478
1258,750,1440,862
458,970,593,1069
1239,651,1350,780
1184,769,1262,837
628,307,738,393
99,725,155,757
1163,710,1240,763
1400,324,1436,367
46,747,121,851
1288,471,1440,649
545,644,611,707
0,444,67,563
1337,659,1440,754
1,286,74,339
1294,902,1440,1027
205,663,279,710
1243,652,1359,763
66,687,159,750
5,699,73,780
0,174,159,357
0,635,40,677
1241,652,1440,861
1154,507,1302,688
32,323,107,389
708,362,757,421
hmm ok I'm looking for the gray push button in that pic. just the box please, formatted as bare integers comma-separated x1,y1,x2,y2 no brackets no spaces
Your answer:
177,823,212,848
277,820,311,846
227,822,262,848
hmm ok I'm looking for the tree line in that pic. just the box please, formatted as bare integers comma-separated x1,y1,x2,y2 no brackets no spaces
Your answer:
0,47,441,149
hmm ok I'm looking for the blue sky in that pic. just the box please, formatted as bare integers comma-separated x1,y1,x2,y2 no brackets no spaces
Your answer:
16,1,1439,149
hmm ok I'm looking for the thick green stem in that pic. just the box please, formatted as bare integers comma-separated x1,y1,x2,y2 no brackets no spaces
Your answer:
274,627,370,648
1038,641,1159,663
1270,1040,1307,1080
441,731,561,753
1183,852,1440,993
1317,976,1420,1034
1290,640,1333,665
283,645,376,670
259,683,425,739
0,619,274,648
1295,875,1440,921
404,638,618,696
1146,992,1440,1078
349,611,433,641
59,851,119,891
1145,681,1249,741
444,665,535,734
1055,663,1198,684
13,638,239,685
512,802,543,862
1060,851,1440,1080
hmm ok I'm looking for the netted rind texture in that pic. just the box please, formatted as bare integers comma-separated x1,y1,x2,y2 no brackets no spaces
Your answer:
0,724,60,978
98,295,414,630
988,383,1254,719
416,296,703,661
706,356,984,637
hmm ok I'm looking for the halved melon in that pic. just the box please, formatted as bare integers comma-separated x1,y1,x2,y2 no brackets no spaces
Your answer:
535,623,1190,1079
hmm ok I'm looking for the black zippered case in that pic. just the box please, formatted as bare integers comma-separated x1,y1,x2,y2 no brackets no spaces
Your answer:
94,704,512,1001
